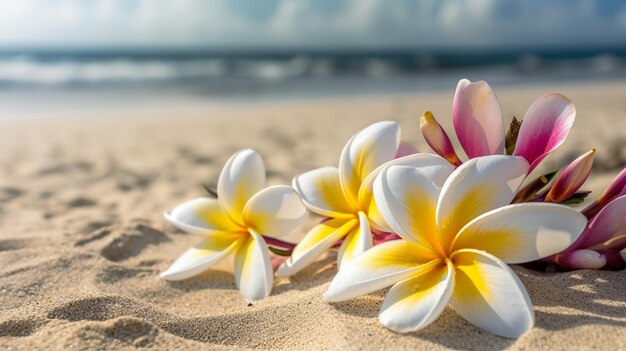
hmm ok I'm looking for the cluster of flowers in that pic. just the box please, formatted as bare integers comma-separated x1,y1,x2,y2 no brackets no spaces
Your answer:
160,79,626,338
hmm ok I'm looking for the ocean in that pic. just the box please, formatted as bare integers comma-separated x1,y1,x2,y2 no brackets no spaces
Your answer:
2,47,626,95
0,47,625,118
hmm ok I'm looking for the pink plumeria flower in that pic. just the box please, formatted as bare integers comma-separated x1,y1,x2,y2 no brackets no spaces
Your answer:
554,194,626,269
324,155,586,338
276,121,453,277
161,149,308,302
424,79,576,173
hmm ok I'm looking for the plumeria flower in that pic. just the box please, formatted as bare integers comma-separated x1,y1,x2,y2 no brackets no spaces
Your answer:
552,194,626,270
542,167,626,270
421,79,576,173
276,121,454,277
161,149,308,302
324,155,587,338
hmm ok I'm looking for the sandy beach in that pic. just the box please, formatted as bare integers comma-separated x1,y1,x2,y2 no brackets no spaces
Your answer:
1,80,625,350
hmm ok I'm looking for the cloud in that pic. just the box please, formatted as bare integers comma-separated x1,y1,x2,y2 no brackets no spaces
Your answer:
0,0,624,49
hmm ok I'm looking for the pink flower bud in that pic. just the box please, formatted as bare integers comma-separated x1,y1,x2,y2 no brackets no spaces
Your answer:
556,249,606,269
598,168,626,204
545,149,595,203
420,111,462,167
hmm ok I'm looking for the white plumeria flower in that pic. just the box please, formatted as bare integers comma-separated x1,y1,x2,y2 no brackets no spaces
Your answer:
324,155,587,338
277,121,454,277
161,149,308,302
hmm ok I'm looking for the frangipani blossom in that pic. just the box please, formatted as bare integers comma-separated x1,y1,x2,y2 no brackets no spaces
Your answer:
426,79,576,173
546,168,626,270
276,121,454,277
325,155,587,338
553,194,626,270
161,149,308,302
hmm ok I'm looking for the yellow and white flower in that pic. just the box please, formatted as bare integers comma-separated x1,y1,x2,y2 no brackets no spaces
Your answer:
276,121,454,277
324,155,587,338
161,149,308,302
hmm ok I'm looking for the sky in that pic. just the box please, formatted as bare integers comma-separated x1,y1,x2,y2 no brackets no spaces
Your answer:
0,0,625,51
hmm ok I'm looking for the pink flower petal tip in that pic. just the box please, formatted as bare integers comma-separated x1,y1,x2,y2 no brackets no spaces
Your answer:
452,79,505,159
514,93,576,172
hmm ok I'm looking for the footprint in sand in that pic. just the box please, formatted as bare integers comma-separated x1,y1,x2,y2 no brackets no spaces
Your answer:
37,161,94,176
99,223,170,262
65,196,97,208
115,170,156,192
95,265,156,284
176,146,215,165
0,187,24,203
79,317,159,348
75,226,113,247
0,318,48,337
0,238,29,252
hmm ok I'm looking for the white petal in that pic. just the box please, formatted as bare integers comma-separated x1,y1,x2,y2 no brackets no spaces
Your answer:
339,121,400,206
337,211,373,268
218,149,266,225
358,153,454,208
452,203,587,263
234,230,273,302
324,241,440,302
437,155,529,249
164,197,241,235
373,165,443,255
161,232,245,281
362,154,453,233
243,185,308,238
292,167,356,218
379,260,455,333
450,249,534,339
276,218,357,277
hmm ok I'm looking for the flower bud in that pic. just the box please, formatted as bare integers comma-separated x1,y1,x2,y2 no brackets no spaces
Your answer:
420,111,462,166
598,168,626,204
545,149,595,203
556,249,606,270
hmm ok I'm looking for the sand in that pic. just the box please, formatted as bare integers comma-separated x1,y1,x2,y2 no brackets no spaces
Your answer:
1,80,625,350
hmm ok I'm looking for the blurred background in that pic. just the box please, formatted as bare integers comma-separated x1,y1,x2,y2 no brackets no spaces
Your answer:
0,0,625,118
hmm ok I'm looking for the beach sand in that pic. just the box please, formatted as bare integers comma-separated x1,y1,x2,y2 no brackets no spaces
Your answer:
1,80,625,350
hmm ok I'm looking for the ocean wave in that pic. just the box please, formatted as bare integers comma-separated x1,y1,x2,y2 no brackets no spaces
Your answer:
0,51,624,88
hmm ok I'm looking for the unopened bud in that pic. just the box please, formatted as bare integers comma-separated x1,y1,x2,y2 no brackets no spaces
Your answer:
545,149,595,203
420,111,462,167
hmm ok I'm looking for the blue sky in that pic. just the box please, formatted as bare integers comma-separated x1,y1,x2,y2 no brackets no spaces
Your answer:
0,0,625,50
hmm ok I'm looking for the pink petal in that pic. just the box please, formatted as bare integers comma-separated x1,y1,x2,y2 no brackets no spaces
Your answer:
452,79,505,159
598,168,626,204
569,195,626,251
556,249,606,270
545,149,595,203
583,180,626,219
513,93,575,172
394,141,419,158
